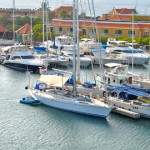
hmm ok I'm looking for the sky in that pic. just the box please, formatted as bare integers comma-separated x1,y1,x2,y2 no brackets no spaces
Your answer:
0,0,150,16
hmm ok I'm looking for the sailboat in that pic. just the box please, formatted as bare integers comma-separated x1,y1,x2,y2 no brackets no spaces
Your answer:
25,0,111,118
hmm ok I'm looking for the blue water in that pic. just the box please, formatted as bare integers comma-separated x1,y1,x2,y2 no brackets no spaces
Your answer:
0,65,150,150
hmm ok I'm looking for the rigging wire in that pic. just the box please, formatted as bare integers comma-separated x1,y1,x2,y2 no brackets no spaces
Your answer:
135,0,138,10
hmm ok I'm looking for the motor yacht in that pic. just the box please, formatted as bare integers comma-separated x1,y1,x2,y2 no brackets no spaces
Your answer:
105,40,149,65
3,50,44,73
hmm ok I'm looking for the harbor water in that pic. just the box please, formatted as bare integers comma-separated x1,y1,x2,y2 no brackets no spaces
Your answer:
0,64,150,150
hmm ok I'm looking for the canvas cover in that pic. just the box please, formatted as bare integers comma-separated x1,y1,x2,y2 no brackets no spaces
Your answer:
39,74,69,87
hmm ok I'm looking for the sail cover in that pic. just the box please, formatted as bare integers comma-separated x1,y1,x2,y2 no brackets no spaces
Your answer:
38,74,69,87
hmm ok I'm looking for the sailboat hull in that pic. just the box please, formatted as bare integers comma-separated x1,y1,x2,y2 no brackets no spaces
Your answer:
28,89,111,118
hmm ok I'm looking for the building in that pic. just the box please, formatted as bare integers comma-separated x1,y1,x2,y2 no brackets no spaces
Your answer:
51,18,150,39
0,8,40,19
16,23,31,44
97,7,150,22
52,6,73,18
0,26,9,39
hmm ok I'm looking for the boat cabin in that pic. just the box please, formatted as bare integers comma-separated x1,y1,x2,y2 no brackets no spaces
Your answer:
97,63,133,85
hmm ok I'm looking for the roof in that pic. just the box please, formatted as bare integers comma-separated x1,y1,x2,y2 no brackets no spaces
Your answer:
111,85,150,97
115,8,137,14
51,19,150,29
54,6,73,12
0,26,8,32
17,23,31,34
109,15,132,21
104,63,122,68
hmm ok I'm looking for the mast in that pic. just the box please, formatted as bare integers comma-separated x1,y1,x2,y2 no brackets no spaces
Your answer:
12,0,15,41
73,0,77,96
30,14,33,46
45,0,49,56
42,0,45,44
91,0,103,73
76,0,80,81
132,12,134,75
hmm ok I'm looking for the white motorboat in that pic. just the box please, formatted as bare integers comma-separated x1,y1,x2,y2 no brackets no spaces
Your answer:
33,52,69,67
96,63,134,86
1,44,28,55
105,39,149,65
49,35,74,54
79,38,98,49
106,87,150,118
3,50,44,73
64,52,93,68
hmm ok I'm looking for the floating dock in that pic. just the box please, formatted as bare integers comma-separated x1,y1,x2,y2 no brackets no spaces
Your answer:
113,107,140,119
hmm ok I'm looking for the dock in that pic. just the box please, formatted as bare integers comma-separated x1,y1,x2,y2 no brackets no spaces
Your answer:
113,107,140,119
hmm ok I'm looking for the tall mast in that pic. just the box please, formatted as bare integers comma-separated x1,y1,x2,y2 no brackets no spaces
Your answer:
30,14,33,46
91,0,103,73
73,0,77,96
76,0,80,81
12,0,15,41
42,0,45,44
132,12,134,75
45,0,49,52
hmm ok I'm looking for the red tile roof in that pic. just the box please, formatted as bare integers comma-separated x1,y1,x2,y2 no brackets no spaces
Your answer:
54,6,73,12
110,15,132,21
115,8,137,14
51,19,150,30
17,23,31,34
0,26,8,32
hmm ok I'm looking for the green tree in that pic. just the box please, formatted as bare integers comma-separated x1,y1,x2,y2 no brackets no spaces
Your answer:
79,11,86,19
33,24,43,41
60,10,73,18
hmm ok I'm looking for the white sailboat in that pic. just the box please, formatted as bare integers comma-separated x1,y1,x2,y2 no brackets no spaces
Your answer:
26,0,111,118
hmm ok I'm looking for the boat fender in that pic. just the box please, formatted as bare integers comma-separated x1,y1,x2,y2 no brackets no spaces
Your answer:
25,86,28,90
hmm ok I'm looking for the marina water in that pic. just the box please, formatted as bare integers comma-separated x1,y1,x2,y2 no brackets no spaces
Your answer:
0,64,150,150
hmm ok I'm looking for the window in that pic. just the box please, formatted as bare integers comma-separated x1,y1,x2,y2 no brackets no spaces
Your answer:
50,27,53,32
102,29,108,36
21,56,34,59
67,28,73,35
89,28,96,36
11,56,21,60
144,31,149,37
82,28,86,35
128,30,135,37
56,27,62,34
115,30,122,36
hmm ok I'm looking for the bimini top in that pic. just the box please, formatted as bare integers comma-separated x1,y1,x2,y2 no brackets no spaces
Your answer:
105,63,122,68
38,74,69,87
110,85,150,97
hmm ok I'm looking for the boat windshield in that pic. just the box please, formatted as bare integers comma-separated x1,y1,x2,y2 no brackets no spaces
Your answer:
112,49,144,54
122,49,144,53
21,56,34,59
